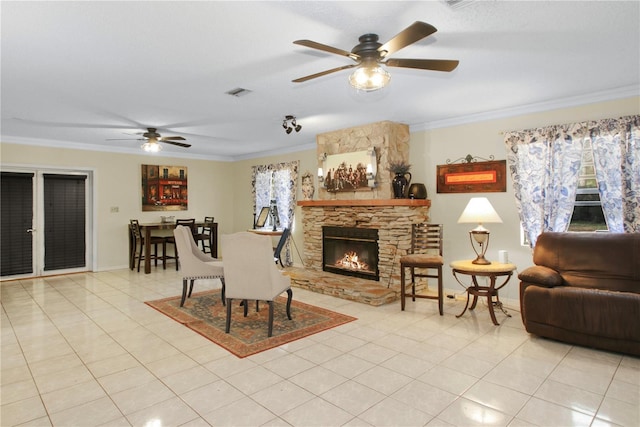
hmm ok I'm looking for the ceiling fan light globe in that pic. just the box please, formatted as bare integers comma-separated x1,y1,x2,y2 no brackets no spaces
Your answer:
141,141,162,153
349,65,390,91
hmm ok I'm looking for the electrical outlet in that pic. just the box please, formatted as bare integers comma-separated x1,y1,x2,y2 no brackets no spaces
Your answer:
110,206,119,213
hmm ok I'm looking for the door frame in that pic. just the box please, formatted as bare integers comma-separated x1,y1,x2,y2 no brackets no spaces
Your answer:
0,164,95,279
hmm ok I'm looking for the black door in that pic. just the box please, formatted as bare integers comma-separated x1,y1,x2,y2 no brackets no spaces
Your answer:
1,172,34,276
43,174,87,271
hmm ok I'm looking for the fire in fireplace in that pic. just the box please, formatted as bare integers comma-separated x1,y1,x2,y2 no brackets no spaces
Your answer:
322,226,379,281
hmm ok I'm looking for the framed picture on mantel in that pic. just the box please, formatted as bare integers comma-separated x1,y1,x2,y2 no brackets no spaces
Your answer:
437,160,507,193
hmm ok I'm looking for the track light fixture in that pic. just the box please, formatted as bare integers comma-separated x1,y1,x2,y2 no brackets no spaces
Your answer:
282,115,302,134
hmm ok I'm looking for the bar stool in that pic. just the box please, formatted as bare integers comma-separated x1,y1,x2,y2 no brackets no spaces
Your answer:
399,223,444,315
194,216,214,253
130,219,167,271
165,218,196,270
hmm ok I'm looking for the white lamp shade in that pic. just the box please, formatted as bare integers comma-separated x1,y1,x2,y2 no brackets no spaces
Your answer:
457,197,503,224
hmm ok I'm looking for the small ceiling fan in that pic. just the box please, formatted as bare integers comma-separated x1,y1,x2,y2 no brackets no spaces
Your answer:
108,127,191,151
292,21,459,91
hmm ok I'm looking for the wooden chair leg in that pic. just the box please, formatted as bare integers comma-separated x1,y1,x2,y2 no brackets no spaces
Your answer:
188,279,195,298
162,240,167,270
437,267,443,315
180,278,188,307
225,298,232,333
400,264,406,310
268,300,274,337
243,300,248,317
137,243,143,272
220,278,226,306
411,268,416,301
285,289,293,320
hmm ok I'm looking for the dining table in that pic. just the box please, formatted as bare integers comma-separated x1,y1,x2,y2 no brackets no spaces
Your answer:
130,220,218,274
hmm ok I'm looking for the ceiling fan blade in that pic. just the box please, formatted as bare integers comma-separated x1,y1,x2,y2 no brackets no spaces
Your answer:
162,140,191,148
160,136,186,141
106,138,144,141
378,21,437,58
294,39,359,60
293,64,358,83
385,58,459,72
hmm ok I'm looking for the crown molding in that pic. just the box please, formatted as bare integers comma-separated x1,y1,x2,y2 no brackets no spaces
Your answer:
411,85,640,132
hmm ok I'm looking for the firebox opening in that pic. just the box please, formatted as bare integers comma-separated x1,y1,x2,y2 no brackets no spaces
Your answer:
323,226,379,281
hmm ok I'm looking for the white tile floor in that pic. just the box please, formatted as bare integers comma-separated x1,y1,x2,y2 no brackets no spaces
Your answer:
1,269,638,427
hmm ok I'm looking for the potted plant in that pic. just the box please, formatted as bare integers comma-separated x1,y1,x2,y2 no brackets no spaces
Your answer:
387,161,412,198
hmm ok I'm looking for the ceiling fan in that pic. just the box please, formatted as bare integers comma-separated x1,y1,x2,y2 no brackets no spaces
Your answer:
108,127,191,152
292,21,459,91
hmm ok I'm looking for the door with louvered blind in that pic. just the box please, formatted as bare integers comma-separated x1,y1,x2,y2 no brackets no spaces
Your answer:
1,172,35,276
43,174,87,271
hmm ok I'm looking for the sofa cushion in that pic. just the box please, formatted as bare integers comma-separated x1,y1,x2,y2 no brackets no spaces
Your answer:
523,285,640,342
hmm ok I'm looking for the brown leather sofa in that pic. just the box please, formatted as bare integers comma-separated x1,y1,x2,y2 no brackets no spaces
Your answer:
519,232,640,356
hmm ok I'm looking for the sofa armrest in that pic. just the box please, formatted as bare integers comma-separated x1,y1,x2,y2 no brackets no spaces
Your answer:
519,265,563,288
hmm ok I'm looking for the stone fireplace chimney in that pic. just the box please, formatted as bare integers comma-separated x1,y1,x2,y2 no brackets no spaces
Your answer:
316,121,410,200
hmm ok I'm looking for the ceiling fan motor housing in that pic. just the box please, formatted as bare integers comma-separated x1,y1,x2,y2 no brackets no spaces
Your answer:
352,34,384,62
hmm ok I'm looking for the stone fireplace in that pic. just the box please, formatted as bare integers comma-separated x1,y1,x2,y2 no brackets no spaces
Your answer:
288,121,431,306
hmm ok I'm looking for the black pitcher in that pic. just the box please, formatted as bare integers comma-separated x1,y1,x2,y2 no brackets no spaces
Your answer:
392,172,411,198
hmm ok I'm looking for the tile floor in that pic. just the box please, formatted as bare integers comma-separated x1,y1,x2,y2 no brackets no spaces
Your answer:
1,269,638,427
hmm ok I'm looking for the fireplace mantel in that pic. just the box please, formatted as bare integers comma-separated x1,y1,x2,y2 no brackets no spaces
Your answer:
297,199,430,207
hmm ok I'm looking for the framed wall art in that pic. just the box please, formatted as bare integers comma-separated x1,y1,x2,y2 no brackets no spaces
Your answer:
319,149,376,193
437,156,506,194
141,164,188,211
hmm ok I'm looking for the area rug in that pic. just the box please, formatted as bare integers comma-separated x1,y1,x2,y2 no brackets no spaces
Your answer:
145,290,357,358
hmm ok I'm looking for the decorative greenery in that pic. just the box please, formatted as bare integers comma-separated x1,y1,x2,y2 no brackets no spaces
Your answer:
387,160,412,174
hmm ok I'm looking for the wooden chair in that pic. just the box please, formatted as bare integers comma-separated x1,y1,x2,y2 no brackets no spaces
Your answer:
172,225,225,307
399,223,444,315
165,218,196,270
221,232,292,337
129,219,167,271
194,216,214,254
273,227,291,267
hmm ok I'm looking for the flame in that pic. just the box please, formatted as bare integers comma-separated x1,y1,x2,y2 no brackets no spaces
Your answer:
335,251,369,271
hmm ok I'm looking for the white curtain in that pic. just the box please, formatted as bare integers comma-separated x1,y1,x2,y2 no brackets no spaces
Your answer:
251,161,299,264
591,116,640,232
505,126,583,247
505,115,640,247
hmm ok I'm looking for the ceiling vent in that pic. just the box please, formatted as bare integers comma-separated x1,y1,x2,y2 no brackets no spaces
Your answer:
442,0,475,9
225,87,252,97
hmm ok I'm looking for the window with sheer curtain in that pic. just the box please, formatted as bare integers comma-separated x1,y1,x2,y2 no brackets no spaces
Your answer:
251,161,299,264
504,115,639,247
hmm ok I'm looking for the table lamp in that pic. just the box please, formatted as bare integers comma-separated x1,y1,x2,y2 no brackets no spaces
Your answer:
457,197,503,265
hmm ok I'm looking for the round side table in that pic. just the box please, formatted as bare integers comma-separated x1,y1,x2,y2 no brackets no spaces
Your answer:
450,260,516,325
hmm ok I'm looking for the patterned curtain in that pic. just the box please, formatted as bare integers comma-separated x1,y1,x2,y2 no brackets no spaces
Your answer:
504,124,584,247
505,115,640,246
251,161,299,264
590,116,640,233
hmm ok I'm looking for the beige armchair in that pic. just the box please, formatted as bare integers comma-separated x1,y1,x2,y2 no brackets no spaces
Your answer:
173,225,225,307
221,232,292,337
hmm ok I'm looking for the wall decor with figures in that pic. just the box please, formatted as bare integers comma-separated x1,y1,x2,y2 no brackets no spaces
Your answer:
319,149,377,193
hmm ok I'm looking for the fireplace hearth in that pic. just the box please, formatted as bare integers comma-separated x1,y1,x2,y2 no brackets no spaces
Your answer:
323,226,379,281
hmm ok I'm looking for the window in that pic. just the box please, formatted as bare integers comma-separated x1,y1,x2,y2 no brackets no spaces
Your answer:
251,161,299,230
568,139,607,231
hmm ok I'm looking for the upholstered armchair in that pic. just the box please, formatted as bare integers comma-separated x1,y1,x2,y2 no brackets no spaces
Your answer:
173,225,225,307
221,231,292,337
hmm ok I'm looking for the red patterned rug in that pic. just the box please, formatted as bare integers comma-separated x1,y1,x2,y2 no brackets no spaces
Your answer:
145,290,357,358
